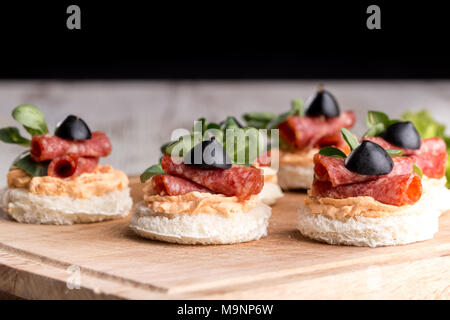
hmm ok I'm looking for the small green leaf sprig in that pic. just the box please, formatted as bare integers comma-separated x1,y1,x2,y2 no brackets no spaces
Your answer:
161,117,266,165
141,116,268,183
242,98,304,130
363,111,399,137
140,164,165,183
0,105,50,177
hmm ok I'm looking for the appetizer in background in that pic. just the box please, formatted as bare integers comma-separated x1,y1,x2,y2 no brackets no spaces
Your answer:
0,105,132,224
363,110,450,215
130,119,271,245
298,129,440,247
243,85,356,190
253,150,283,205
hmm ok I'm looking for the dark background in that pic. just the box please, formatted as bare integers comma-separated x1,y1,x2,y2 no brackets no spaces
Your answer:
0,1,448,79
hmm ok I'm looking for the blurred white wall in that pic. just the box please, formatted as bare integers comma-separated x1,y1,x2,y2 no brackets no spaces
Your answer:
1,80,450,185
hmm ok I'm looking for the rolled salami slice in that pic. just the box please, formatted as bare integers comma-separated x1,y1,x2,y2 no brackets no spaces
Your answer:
363,136,447,179
311,173,422,206
48,155,99,178
161,154,264,200
31,132,112,162
151,174,213,196
314,153,414,187
278,111,356,151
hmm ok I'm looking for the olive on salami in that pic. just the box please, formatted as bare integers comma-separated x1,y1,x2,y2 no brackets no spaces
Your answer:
382,121,421,150
304,86,341,118
314,153,414,187
55,115,92,141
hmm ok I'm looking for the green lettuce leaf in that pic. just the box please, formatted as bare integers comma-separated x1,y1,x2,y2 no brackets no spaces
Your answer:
402,110,450,188
402,110,446,138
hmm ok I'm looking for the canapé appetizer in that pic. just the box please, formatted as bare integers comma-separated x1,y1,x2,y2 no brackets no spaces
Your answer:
0,105,132,224
362,111,450,215
130,120,271,244
298,128,440,247
243,85,356,190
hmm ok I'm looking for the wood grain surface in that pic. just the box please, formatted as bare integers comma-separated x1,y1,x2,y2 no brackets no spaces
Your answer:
0,177,449,300
2,80,450,180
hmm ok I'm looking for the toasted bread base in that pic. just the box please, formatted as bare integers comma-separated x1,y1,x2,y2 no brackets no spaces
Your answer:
130,201,271,245
0,187,132,225
297,204,440,247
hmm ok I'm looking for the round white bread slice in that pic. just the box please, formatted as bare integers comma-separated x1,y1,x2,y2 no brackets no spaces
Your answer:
0,187,132,225
278,164,314,190
422,177,450,215
259,182,284,205
297,203,440,247
130,201,271,245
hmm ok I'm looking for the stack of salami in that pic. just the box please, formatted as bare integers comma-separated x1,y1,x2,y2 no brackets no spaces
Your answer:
312,153,422,206
30,132,112,178
363,137,448,179
151,155,264,200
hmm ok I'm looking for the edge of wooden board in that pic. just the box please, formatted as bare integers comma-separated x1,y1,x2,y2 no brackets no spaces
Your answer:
1,244,449,300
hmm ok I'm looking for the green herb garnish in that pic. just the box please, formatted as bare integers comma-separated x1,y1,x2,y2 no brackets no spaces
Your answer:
385,149,403,157
363,110,399,137
13,152,48,177
341,128,360,151
265,98,305,129
413,164,423,179
12,104,49,136
0,105,50,177
0,127,31,147
318,146,347,158
154,116,267,179
221,116,241,130
140,164,165,183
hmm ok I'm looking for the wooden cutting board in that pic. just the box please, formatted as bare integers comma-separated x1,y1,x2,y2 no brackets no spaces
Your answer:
0,177,449,300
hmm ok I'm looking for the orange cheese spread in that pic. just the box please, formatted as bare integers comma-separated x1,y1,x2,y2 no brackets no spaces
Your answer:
143,179,258,215
7,165,129,199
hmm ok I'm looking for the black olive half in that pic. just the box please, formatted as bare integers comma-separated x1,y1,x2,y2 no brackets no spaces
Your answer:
55,115,92,141
382,121,421,150
184,137,232,170
344,141,393,175
304,85,340,118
